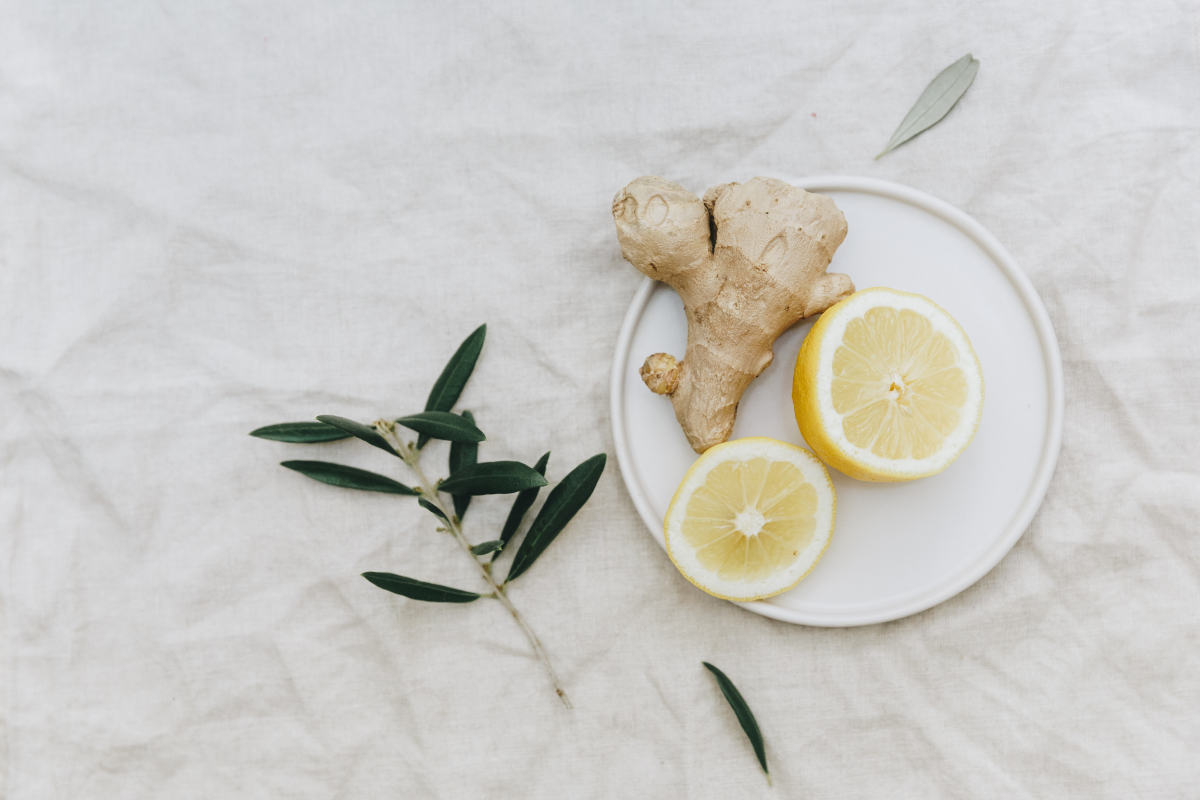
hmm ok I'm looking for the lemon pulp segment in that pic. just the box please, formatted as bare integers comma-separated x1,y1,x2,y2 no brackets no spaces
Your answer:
682,458,819,582
833,306,969,460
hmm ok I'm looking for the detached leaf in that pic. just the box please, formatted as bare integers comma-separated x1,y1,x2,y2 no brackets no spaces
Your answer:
397,411,486,443
418,498,449,521
448,411,479,520
876,53,979,158
249,421,351,443
703,662,770,783
281,461,417,495
363,572,481,603
315,415,398,456
506,453,605,582
419,323,487,447
492,451,550,561
471,540,504,556
439,461,548,496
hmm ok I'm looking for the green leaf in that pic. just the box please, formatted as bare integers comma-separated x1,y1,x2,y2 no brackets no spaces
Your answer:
418,498,449,521
419,323,486,447
703,662,770,782
315,415,398,456
876,53,979,159
492,451,550,561
439,461,549,496
249,421,351,443
506,453,605,582
470,540,504,556
362,572,481,603
281,460,417,495
397,411,486,443
448,410,479,520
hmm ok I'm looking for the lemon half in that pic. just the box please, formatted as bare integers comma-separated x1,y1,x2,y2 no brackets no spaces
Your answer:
793,287,984,482
664,437,836,601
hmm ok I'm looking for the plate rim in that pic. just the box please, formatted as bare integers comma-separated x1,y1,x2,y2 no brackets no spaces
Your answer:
610,175,1065,627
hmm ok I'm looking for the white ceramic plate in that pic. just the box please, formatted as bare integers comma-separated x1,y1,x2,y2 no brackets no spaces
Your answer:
611,176,1063,627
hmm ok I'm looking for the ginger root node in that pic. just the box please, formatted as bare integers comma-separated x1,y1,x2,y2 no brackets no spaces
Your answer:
640,353,681,395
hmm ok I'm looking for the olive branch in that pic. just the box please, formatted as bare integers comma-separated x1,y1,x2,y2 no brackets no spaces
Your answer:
250,324,605,707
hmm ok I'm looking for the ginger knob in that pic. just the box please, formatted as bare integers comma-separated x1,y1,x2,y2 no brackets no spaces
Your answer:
640,353,681,395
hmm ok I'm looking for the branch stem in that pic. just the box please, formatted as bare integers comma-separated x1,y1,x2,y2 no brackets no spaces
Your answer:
378,422,572,709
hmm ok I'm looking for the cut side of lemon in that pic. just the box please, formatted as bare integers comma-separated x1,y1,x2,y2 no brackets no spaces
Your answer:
664,437,836,601
793,287,984,482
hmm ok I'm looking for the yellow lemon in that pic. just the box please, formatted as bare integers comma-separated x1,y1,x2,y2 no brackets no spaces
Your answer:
665,437,836,601
793,287,984,482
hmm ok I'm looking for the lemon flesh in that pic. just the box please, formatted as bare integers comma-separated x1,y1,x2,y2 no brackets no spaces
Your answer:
793,287,984,482
665,437,836,601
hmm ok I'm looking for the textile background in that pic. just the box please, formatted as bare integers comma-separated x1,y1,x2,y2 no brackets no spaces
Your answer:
2,1,1198,797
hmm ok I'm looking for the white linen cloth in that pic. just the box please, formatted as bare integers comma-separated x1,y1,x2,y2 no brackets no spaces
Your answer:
2,1,1198,797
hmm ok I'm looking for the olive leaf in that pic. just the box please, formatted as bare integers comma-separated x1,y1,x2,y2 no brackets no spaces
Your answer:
419,323,486,447
876,53,979,159
471,540,504,556
439,461,549,496
492,451,550,561
396,411,486,443
702,662,770,783
448,410,479,520
362,572,481,603
315,415,398,456
506,453,605,582
418,498,449,521
281,460,417,495
249,421,351,443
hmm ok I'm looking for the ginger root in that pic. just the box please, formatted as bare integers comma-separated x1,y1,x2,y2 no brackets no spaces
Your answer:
613,176,853,453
